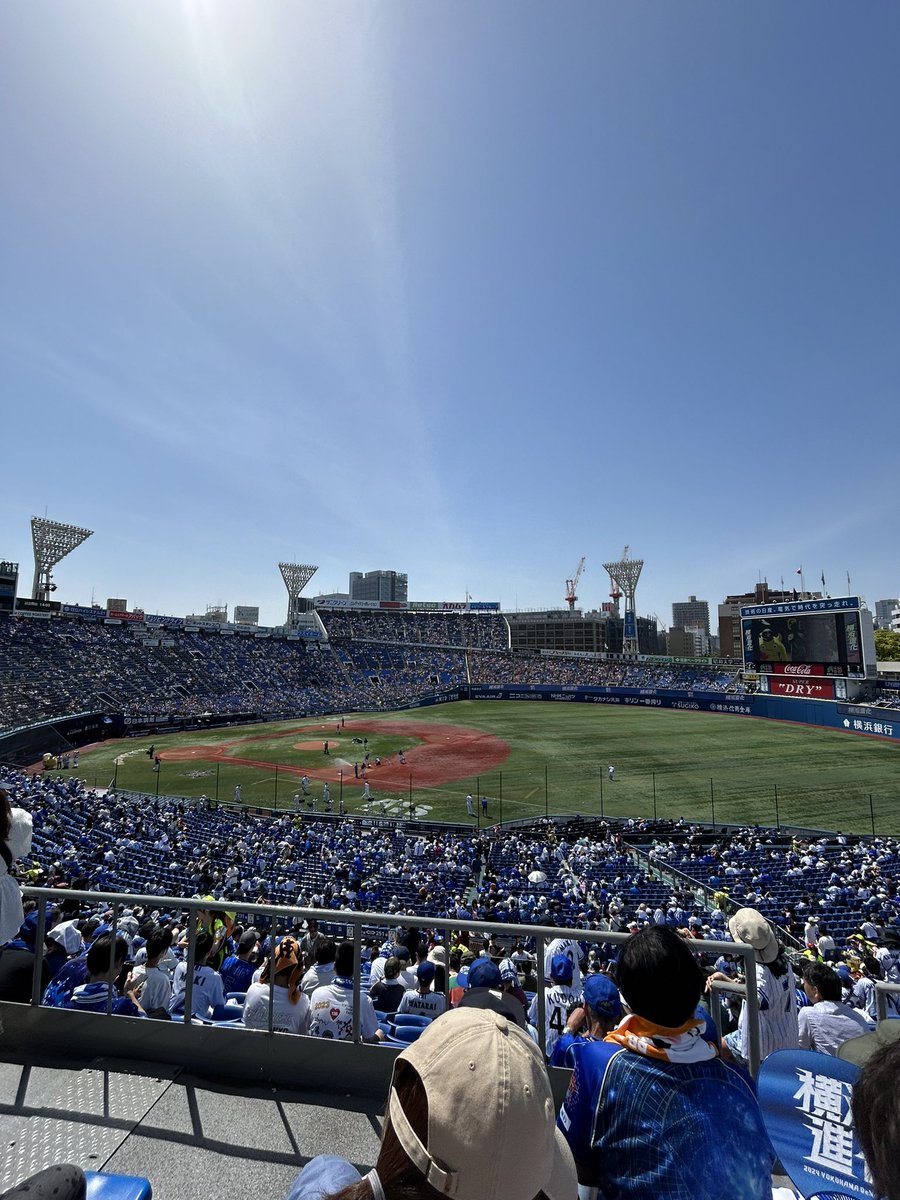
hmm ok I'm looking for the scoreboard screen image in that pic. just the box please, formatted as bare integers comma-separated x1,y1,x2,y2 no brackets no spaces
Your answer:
741,610,863,671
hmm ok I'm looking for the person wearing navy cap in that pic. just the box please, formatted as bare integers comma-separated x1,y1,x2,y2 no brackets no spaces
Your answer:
550,973,623,1068
457,957,528,1029
529,954,580,1060
396,960,445,1019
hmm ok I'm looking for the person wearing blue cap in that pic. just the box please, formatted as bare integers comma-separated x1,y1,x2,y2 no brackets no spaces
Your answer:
549,973,623,1067
529,954,580,1060
396,960,445,1019
457,957,528,1029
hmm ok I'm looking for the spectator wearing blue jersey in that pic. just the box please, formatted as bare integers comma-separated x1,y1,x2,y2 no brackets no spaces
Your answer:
220,928,259,994
557,926,773,1200
67,935,144,1017
550,972,622,1067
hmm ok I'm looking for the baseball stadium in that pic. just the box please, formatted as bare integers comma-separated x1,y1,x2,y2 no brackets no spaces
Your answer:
1,526,898,1200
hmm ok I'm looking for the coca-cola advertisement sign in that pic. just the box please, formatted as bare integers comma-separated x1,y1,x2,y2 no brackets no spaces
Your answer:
768,677,835,700
768,662,827,677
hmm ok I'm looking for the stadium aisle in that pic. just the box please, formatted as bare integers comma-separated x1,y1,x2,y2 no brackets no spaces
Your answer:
0,1053,383,1200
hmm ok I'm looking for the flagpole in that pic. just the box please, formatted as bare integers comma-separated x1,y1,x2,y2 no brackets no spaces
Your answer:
847,571,852,595
799,567,805,598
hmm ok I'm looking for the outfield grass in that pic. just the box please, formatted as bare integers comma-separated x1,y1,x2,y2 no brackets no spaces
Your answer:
66,701,900,835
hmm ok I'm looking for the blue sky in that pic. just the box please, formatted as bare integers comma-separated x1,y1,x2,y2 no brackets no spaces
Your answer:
2,2,898,627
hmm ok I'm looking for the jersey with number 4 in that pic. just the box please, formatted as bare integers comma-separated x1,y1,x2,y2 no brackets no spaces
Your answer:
529,983,580,1058
544,938,583,991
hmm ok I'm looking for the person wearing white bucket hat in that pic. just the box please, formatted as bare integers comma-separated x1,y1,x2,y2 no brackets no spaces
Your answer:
709,907,799,1065
285,1007,576,1200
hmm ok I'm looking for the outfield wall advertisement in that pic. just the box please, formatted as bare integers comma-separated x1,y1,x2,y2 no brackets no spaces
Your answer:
465,685,900,741
0,711,124,766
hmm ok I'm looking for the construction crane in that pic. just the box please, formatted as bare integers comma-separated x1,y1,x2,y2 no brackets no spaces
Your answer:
565,556,586,611
608,545,627,610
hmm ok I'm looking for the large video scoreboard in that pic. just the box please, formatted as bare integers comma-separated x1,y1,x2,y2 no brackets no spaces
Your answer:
740,596,875,696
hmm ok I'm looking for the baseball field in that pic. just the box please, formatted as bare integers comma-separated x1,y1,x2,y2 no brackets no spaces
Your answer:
68,701,900,835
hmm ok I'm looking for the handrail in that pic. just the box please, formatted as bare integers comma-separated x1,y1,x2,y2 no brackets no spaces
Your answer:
875,979,900,1022
22,885,765,1072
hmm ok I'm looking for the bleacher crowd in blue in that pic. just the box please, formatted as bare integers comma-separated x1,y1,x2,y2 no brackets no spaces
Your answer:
2,768,898,1022
3,766,900,1198
3,605,900,1200
0,607,768,733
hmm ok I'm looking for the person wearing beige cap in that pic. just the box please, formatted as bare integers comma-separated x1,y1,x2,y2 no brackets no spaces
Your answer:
708,907,799,1065
284,1007,577,1200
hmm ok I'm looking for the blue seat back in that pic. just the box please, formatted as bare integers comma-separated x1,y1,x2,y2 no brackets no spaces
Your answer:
85,1171,152,1200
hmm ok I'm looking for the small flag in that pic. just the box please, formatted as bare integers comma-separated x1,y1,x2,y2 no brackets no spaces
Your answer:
796,568,802,575
821,571,826,588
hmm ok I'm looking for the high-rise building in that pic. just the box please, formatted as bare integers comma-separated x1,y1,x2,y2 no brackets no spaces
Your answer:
0,560,18,614
667,627,711,657
671,595,710,635
875,599,899,628
349,570,408,604
506,611,659,655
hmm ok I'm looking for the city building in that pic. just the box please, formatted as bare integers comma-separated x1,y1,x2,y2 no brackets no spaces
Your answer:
671,595,710,635
349,570,408,604
185,604,228,625
506,611,659,655
0,561,18,615
666,626,711,657
875,598,900,628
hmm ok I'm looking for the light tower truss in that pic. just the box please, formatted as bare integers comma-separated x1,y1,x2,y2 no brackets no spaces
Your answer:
279,562,318,627
602,547,644,656
31,516,93,602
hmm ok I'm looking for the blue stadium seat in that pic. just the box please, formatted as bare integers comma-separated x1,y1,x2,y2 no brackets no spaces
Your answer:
211,1003,245,1022
85,1172,152,1200
387,1024,426,1043
390,1014,432,1028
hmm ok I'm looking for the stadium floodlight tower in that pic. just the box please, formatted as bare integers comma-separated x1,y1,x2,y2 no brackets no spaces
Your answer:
279,561,318,628
602,545,644,656
30,516,93,602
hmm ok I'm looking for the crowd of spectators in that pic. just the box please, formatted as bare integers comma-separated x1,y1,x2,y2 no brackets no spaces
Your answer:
3,770,484,918
3,769,898,1042
317,608,510,650
646,824,900,948
0,610,807,735
4,766,900,1200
